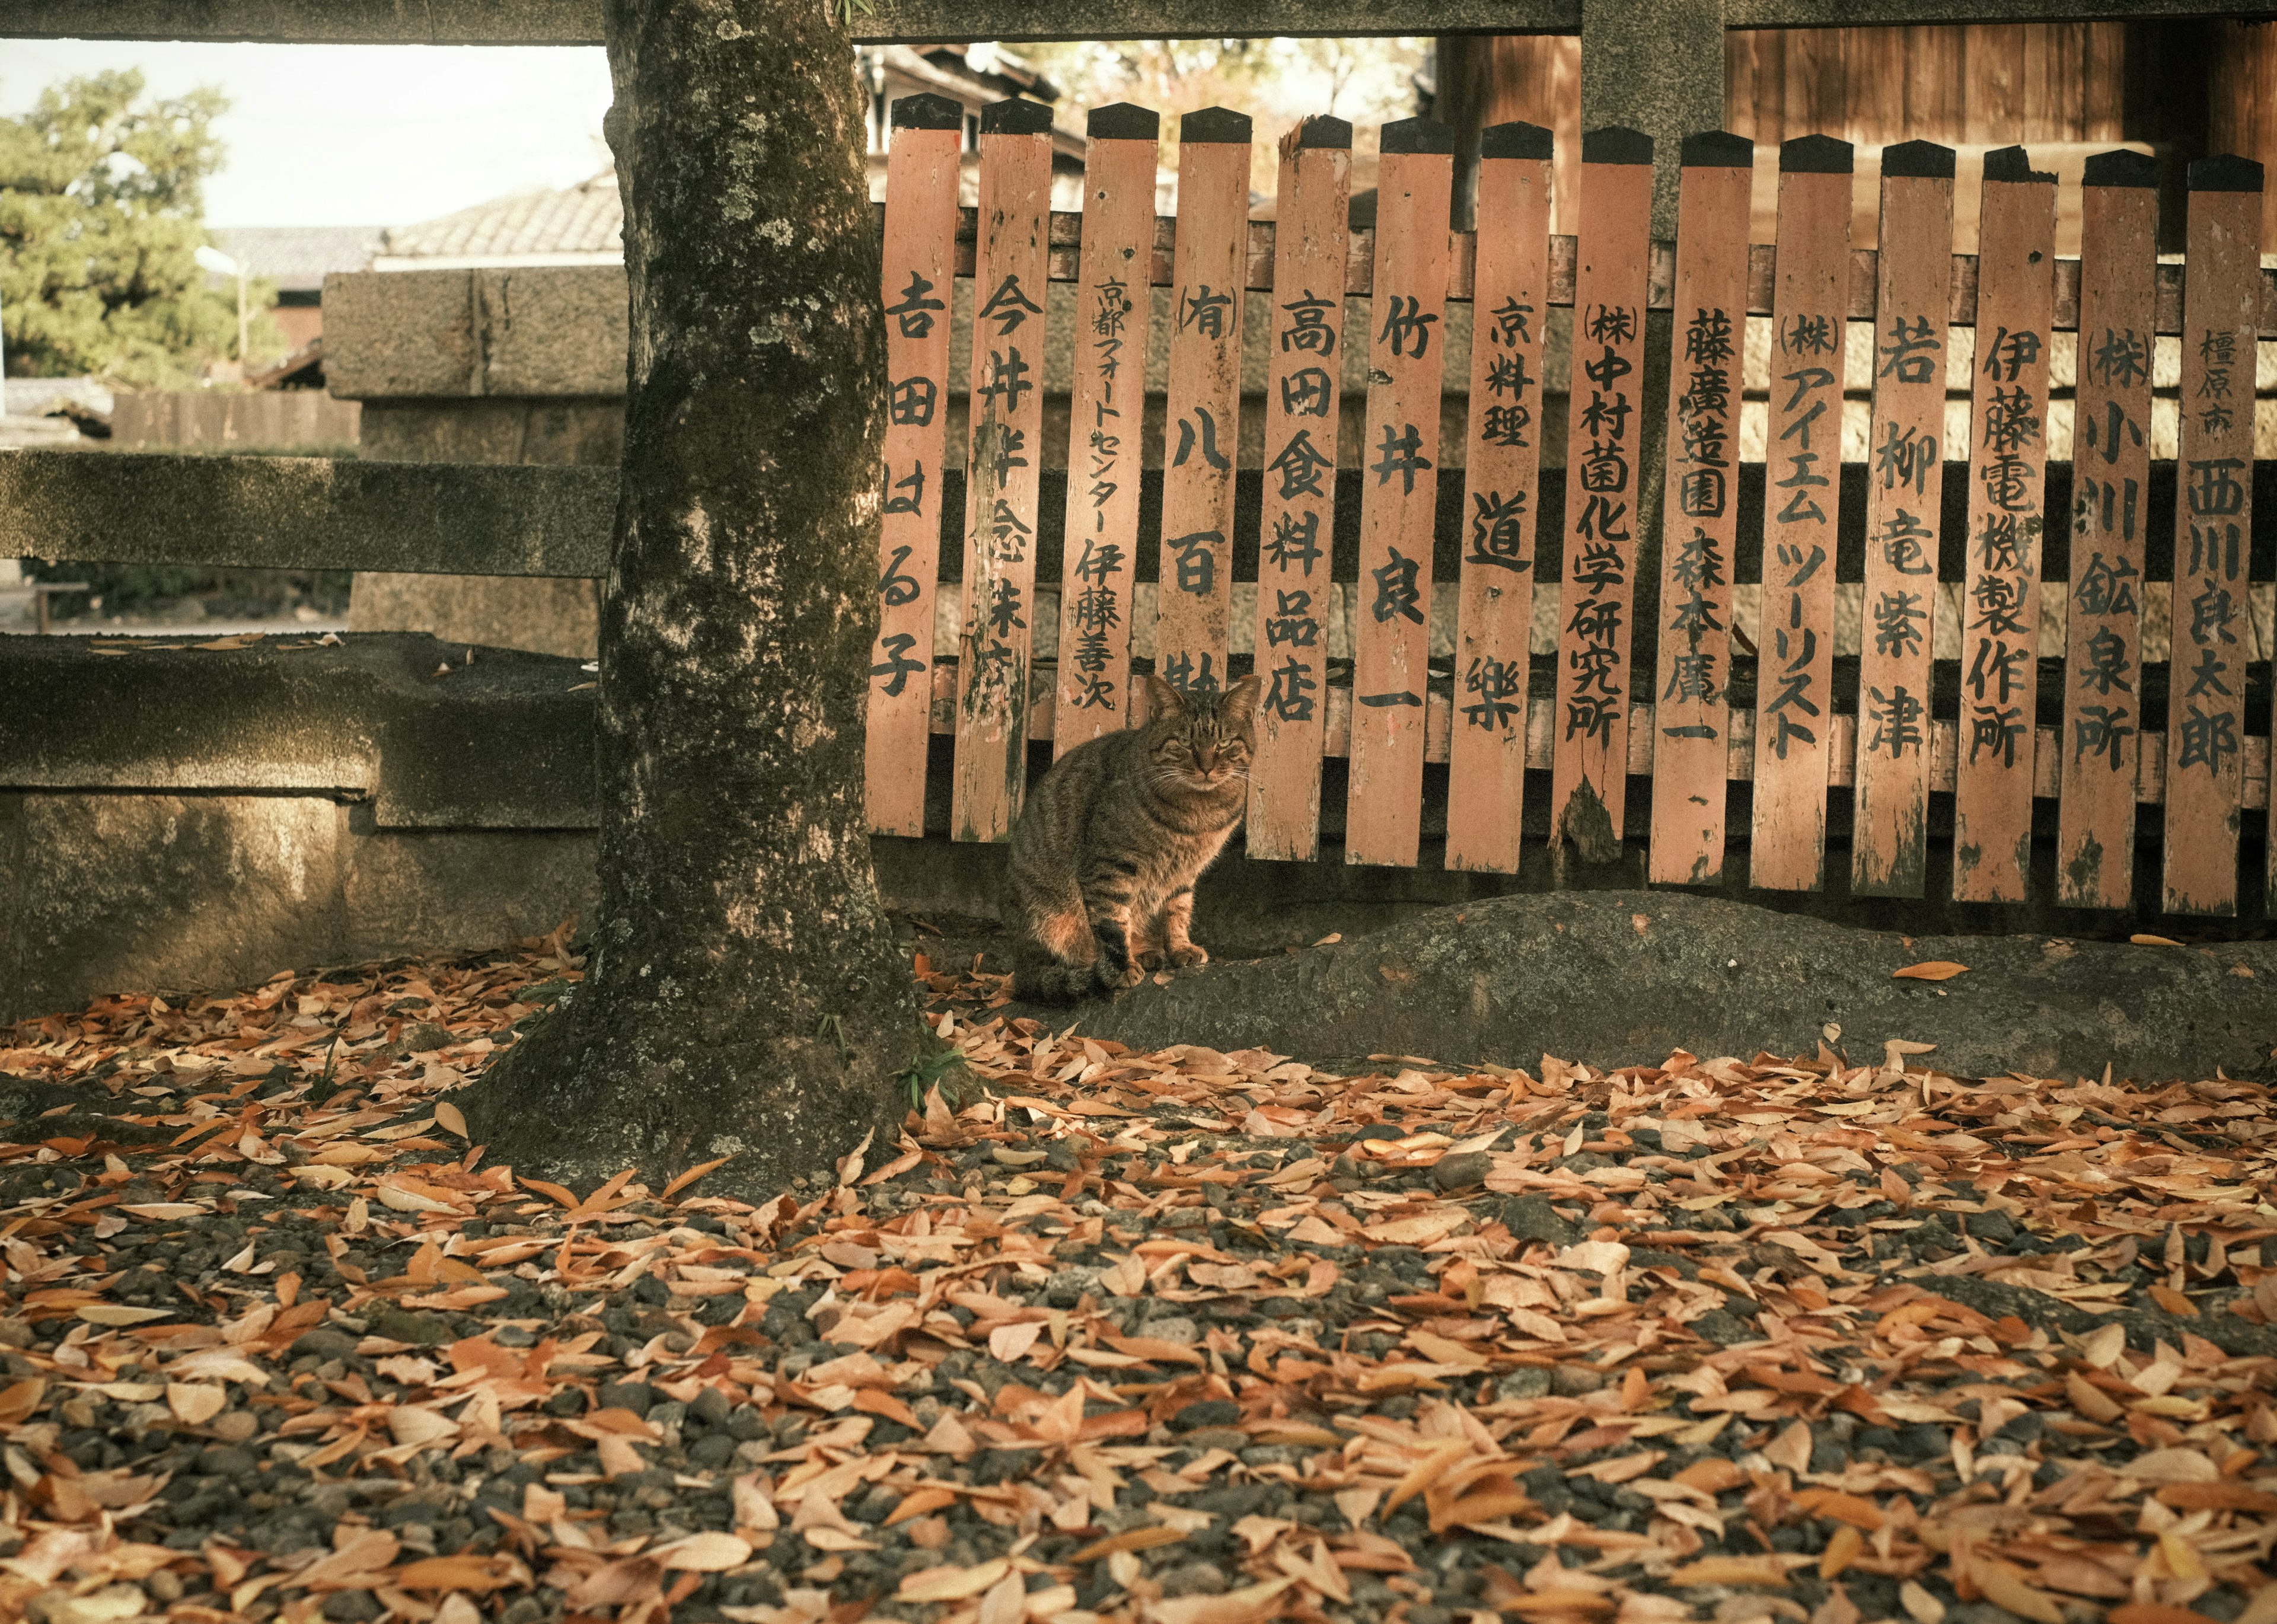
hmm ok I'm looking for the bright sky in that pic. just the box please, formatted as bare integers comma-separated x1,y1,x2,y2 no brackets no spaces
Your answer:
0,40,614,230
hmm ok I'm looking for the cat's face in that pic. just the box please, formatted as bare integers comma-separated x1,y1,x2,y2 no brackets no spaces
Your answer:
1144,672,1262,792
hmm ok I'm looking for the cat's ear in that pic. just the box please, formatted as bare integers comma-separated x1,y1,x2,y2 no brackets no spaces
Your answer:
1222,670,1264,728
1143,671,1184,720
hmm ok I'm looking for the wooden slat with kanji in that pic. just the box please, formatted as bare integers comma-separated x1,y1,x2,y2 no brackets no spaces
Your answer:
949,99,1053,844
1750,135,1852,893
865,92,962,837
1445,121,1552,876
2055,151,2158,910
1055,103,1160,758
1951,146,2055,904
2163,155,2265,917
1643,130,1749,886
1347,117,1455,869
1548,127,1654,866
1851,141,1954,898
1155,106,1251,709
1248,114,1350,860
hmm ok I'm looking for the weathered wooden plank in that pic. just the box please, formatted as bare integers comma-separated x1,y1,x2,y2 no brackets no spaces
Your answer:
2162,155,2264,917
1153,107,1251,709
1645,131,1750,888
866,94,964,839
1053,104,1160,759
949,100,1053,844
1446,122,1554,876
926,662,2274,816
1951,146,2055,904
1749,135,1851,893
1548,127,1654,866
1247,116,1350,862
1347,118,1454,869
1851,141,1954,898
2055,151,2158,911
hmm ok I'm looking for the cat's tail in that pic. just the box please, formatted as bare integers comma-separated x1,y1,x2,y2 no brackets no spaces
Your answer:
1011,959,1107,1004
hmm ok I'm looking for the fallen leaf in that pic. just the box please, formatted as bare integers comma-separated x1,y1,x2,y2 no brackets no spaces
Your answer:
1892,961,1968,981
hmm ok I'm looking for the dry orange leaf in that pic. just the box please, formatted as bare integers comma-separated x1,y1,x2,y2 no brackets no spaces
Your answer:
1067,1527,1189,1563
2147,1284,2198,1317
1892,961,1968,981
1670,1556,1794,1587
898,1558,1013,1602
391,1556,518,1593
885,1487,958,1526
1975,1563,2066,1624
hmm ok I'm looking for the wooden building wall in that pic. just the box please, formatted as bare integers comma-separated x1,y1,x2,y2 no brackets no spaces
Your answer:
1438,22,2275,245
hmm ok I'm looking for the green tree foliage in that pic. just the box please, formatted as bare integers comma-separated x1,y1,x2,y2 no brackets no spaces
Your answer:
0,71,269,384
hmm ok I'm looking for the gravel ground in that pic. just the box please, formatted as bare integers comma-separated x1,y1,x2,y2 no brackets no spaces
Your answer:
0,934,2273,1624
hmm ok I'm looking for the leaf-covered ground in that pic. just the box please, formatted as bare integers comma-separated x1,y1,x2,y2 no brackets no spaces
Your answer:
2,931,2275,1624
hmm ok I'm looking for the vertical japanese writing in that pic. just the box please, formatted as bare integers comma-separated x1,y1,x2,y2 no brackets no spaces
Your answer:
1259,285,1337,719
1447,119,1554,876
961,267,1041,726
2068,326,2150,779
1963,321,2042,776
1663,306,1733,733
1951,148,2053,905
1345,117,1453,870
1155,108,1251,716
1564,298,1637,755
2161,159,2261,916
1852,139,1954,899
1644,132,1751,886
865,93,964,838
1763,327,1836,761
949,98,1054,845
1548,131,1653,862
1749,138,1852,894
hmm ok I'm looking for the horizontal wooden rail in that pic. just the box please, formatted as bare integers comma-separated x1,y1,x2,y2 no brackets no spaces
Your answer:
912,661,2269,811
8,453,2274,588
916,202,2277,336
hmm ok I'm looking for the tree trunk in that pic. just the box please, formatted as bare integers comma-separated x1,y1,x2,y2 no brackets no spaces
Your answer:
460,0,918,1201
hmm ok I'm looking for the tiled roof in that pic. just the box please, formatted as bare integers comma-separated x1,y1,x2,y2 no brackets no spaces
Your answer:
378,173,623,264
209,226,386,293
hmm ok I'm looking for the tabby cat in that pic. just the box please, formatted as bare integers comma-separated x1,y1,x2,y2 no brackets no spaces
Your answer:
1006,671,1262,1003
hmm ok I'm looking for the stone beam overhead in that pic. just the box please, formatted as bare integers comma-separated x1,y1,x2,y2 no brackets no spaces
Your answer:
6,0,2269,41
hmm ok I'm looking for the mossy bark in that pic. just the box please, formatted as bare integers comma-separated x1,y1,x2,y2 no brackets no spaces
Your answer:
461,0,919,1200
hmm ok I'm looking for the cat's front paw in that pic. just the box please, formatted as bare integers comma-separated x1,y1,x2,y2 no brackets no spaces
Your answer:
1105,959,1147,991
1134,947,1166,971
1168,943,1210,968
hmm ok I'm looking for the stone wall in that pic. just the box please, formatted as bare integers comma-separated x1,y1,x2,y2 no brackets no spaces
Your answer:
327,267,627,659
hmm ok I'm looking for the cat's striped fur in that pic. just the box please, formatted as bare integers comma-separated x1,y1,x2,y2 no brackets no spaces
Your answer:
1006,672,1262,1003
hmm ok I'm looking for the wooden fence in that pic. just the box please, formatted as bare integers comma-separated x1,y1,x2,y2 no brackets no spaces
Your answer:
109,390,362,451
865,92,2275,915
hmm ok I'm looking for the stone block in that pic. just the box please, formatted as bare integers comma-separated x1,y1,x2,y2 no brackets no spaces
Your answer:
476,267,629,398
357,400,623,466
350,573,599,659
324,268,625,402
0,793,346,1019
322,270,478,399
340,825,597,963
0,634,597,828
